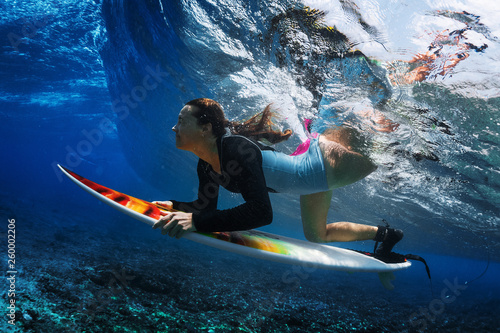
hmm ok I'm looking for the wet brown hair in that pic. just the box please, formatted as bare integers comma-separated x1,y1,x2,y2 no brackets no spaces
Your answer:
186,98,292,144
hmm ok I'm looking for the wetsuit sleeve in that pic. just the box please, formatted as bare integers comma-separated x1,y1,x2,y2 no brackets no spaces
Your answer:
192,138,273,232
170,160,219,214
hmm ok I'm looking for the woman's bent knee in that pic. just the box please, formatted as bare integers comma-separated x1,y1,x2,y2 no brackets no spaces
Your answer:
300,190,333,243
304,231,328,243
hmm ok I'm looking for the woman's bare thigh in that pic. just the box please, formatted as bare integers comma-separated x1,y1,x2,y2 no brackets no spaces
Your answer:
300,190,333,242
318,133,376,189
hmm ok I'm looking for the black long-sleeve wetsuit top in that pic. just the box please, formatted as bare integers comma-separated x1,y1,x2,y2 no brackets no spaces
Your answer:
170,135,274,232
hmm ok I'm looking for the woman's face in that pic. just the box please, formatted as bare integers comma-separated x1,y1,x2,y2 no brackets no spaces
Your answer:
172,105,205,151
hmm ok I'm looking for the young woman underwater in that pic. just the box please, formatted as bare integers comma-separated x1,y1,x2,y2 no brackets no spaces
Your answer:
153,98,403,256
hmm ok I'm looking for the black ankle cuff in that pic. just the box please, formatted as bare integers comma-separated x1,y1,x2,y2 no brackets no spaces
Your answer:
373,226,387,242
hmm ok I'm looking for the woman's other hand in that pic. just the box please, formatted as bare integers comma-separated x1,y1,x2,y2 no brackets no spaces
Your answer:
152,210,196,239
152,200,174,210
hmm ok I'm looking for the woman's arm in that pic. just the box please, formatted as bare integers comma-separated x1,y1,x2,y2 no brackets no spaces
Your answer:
154,138,273,234
169,161,219,214
192,137,273,232
152,161,219,238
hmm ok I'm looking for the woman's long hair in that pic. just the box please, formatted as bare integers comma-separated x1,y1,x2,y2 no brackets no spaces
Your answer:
186,98,292,144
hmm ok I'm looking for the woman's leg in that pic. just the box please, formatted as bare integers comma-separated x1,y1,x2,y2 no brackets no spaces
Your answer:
300,129,402,249
318,134,377,189
300,190,378,243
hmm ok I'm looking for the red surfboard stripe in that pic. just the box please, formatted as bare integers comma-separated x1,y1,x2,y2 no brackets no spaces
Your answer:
63,167,162,219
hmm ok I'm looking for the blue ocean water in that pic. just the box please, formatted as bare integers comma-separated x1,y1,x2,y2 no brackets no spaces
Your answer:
1,0,499,332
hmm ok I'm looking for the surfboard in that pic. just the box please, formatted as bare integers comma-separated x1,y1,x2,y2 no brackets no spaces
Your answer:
58,165,411,273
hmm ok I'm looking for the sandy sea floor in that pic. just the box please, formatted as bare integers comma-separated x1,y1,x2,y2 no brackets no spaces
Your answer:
1,202,498,333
